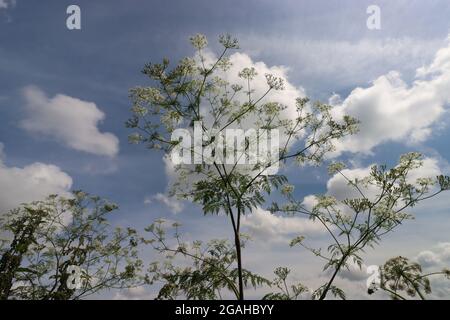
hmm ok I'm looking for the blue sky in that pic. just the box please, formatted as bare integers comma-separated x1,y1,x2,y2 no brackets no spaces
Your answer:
1,0,450,299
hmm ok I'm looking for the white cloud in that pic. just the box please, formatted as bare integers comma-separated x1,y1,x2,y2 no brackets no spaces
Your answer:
241,207,327,243
302,156,442,208
336,260,369,282
330,37,450,156
416,250,442,268
0,145,72,213
194,50,306,164
198,51,306,151
328,157,441,200
214,51,305,120
162,154,177,185
326,166,376,201
416,242,450,268
163,51,306,189
145,192,183,214
0,0,15,10
297,160,448,296
406,157,442,184
413,243,450,298
20,86,119,157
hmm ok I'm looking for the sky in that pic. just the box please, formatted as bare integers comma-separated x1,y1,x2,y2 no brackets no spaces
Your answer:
1,0,450,299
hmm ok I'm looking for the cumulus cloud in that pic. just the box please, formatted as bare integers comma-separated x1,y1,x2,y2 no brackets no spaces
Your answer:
330,37,450,156
195,50,306,165
319,244,450,297
416,243,450,268
162,154,177,185
326,166,376,201
20,86,119,157
297,160,447,295
411,243,450,298
416,250,442,268
301,156,442,213
210,51,305,120
326,157,441,202
198,51,306,157
0,145,73,213
145,192,183,214
241,207,327,243
405,157,442,184
164,51,306,187
335,260,369,282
